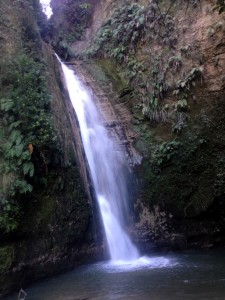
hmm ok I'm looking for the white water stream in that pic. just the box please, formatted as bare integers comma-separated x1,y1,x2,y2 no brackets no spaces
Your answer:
39,0,53,18
58,57,139,263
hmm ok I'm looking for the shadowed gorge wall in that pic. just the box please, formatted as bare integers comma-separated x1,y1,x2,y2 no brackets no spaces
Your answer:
0,0,100,296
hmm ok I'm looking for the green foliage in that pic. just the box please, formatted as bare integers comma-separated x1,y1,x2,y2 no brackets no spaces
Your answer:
175,66,204,92
58,39,73,60
170,66,204,132
152,141,181,166
141,54,169,122
85,1,176,124
0,201,20,233
50,1,93,58
173,99,188,111
64,1,92,42
214,0,225,13
1,54,57,148
86,3,146,59
84,0,205,131
0,53,59,232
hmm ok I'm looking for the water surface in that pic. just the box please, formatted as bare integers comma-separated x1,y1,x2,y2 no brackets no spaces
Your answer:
6,250,225,300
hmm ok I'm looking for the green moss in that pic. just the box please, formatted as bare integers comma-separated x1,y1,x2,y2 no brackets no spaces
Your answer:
97,60,128,91
84,60,128,92
84,61,109,84
138,105,225,217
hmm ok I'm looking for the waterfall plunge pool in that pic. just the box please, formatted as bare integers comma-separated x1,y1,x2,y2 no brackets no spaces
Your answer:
5,249,225,299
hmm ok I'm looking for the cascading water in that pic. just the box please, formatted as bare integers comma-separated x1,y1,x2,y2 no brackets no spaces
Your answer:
39,0,53,18
57,56,139,263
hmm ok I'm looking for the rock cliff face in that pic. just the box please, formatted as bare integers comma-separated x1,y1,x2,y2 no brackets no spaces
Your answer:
51,0,120,54
50,0,225,251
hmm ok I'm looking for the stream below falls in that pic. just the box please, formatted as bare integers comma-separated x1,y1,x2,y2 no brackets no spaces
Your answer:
5,249,225,299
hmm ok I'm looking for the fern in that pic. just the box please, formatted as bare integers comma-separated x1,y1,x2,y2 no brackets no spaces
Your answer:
0,98,14,112
14,143,25,158
11,179,33,195
22,161,34,177
8,121,22,131
8,130,23,145
21,151,30,160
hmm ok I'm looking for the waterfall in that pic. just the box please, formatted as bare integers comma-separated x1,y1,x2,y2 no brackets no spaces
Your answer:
57,56,139,263
39,0,53,18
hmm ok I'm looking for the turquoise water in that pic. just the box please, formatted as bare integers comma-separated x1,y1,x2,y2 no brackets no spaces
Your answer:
5,250,225,299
